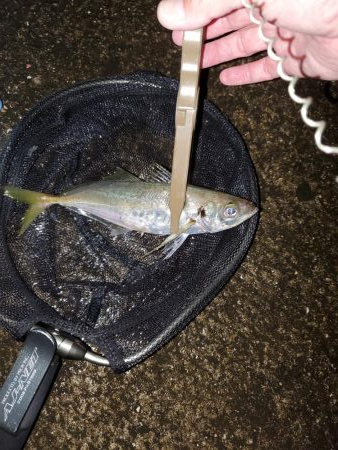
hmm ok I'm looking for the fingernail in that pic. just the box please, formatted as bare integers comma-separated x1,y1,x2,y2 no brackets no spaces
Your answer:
157,0,186,27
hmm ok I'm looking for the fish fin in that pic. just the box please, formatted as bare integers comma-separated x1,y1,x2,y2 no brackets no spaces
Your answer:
161,233,189,260
67,207,130,235
146,163,171,184
104,164,171,184
102,222,130,235
146,218,195,259
3,186,56,235
102,168,139,183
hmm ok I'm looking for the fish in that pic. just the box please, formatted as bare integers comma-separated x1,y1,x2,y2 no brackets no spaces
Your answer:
3,165,258,258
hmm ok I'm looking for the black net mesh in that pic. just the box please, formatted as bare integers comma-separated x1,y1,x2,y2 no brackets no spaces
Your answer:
0,72,258,371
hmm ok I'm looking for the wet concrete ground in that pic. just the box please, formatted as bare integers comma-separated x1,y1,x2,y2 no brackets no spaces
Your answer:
0,0,337,449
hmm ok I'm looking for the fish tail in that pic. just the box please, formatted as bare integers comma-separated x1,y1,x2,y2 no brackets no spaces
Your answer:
3,186,57,235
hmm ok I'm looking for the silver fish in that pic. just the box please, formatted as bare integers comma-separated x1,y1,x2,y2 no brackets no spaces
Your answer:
4,165,258,258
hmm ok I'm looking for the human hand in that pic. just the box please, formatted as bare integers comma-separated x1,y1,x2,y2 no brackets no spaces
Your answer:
157,0,338,85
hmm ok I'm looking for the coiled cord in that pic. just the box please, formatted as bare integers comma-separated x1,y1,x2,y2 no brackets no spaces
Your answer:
242,0,338,155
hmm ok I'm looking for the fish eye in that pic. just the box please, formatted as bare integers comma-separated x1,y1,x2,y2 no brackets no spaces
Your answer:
224,205,237,217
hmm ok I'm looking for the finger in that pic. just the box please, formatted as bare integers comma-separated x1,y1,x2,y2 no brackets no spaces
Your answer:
201,24,272,68
219,35,319,85
157,0,243,30
204,8,252,40
220,57,279,85
172,30,184,45
172,8,252,45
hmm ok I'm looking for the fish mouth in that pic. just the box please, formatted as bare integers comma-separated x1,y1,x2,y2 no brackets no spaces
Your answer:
241,199,259,220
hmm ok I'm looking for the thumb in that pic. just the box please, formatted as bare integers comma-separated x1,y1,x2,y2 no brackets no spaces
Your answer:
157,0,243,30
